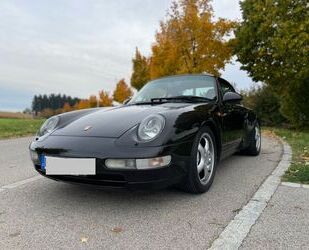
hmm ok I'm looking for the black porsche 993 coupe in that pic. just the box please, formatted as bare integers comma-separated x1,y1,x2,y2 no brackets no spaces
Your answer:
30,74,261,193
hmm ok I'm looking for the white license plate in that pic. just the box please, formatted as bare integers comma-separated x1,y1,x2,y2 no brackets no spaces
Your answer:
45,156,96,175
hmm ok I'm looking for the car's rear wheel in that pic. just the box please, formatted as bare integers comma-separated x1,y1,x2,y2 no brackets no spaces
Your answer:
243,122,261,156
182,126,217,194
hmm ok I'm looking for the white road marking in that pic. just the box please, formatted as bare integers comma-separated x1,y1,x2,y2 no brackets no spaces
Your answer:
0,175,42,193
209,139,292,250
281,182,309,189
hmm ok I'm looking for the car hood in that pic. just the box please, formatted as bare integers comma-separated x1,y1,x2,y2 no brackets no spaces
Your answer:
52,103,195,138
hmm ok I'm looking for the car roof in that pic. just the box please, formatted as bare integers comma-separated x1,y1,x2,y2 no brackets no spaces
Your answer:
153,73,215,81
150,72,220,81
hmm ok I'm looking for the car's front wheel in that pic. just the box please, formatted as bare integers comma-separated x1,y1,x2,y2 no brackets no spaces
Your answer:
182,126,217,194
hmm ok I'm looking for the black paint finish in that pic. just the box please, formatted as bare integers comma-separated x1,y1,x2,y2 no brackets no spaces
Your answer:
29,74,258,190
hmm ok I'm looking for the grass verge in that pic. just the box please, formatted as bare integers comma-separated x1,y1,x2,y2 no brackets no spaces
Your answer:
0,118,45,139
265,127,309,184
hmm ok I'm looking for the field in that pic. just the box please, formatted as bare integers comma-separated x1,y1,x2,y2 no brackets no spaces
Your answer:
0,118,45,139
266,128,309,184
0,111,33,119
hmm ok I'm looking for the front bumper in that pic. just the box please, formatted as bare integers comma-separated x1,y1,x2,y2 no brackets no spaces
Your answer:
34,163,184,190
30,135,194,190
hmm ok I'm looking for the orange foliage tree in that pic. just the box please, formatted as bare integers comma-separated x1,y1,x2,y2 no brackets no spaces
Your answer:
99,90,113,107
151,0,236,78
131,48,150,90
89,95,98,108
75,99,90,110
113,79,133,103
62,102,72,113
130,0,236,89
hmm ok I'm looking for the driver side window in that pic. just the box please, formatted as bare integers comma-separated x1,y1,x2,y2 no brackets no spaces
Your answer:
218,78,235,96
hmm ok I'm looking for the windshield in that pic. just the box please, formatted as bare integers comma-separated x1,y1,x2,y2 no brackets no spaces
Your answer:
129,75,217,104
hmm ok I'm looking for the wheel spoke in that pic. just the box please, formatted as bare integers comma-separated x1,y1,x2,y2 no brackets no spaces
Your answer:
198,144,205,155
204,139,209,152
197,157,205,173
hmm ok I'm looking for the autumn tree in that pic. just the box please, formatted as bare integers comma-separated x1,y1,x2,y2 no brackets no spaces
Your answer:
130,48,151,90
149,0,236,79
113,79,133,103
235,0,309,127
62,102,72,113
89,95,98,108
75,100,90,110
99,90,113,107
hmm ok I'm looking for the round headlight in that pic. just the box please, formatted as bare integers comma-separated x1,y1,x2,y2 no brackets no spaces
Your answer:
138,114,165,141
38,116,59,136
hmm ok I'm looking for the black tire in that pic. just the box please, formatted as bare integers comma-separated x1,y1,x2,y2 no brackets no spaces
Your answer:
243,122,261,156
182,126,217,194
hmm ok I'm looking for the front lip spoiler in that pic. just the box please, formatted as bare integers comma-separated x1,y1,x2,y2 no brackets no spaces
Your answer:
35,167,182,190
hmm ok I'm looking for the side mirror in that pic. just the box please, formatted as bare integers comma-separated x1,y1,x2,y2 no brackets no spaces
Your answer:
123,98,131,105
223,92,242,103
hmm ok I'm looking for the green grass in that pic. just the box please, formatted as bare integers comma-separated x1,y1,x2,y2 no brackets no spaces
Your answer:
0,118,45,139
265,127,309,184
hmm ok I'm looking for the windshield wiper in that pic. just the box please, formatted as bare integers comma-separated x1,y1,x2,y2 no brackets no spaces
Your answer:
151,96,213,103
128,96,213,105
128,101,154,105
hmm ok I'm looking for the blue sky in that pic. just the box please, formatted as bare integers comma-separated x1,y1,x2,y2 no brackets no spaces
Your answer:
0,0,257,111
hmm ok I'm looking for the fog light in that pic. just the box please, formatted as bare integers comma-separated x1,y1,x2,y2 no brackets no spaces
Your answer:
105,159,136,169
105,156,171,170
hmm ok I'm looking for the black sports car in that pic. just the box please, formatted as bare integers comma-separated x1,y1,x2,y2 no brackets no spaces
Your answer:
29,74,261,193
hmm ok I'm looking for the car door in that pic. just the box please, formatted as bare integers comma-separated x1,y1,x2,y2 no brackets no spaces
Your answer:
217,78,245,155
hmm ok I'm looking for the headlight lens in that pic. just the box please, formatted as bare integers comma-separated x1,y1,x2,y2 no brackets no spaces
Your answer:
38,116,59,136
138,114,165,141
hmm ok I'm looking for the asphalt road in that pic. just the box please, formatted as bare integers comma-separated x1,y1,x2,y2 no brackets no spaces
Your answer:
0,136,282,249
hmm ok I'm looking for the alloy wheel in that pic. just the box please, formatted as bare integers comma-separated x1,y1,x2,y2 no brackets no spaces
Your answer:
196,133,215,185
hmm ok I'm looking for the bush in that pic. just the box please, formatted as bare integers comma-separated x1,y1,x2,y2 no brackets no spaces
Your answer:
241,85,286,127
280,78,309,128
39,108,63,118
